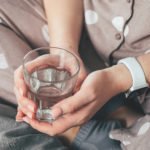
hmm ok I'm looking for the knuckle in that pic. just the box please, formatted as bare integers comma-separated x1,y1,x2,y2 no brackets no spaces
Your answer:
20,107,28,115
65,103,76,113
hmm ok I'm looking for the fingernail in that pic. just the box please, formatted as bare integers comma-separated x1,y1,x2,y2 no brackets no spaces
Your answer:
23,117,29,123
16,119,23,122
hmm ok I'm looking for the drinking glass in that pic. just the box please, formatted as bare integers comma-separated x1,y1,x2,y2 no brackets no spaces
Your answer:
23,47,80,122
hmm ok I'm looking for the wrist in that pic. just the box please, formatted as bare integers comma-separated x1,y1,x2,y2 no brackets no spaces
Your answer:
50,40,79,54
105,64,133,94
50,41,83,68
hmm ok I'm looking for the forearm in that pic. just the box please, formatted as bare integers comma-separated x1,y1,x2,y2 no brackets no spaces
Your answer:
43,0,83,53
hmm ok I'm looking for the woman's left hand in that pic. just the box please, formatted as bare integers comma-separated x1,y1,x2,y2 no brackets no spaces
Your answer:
22,65,130,136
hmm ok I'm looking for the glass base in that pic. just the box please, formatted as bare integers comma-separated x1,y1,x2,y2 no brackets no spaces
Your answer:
36,108,54,122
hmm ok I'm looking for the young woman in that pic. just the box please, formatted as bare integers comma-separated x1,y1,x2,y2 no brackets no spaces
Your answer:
1,0,150,149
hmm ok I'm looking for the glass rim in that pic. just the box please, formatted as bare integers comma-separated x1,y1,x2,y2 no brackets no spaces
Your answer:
23,47,80,83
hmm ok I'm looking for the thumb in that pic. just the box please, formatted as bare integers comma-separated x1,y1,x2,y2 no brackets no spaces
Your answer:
73,76,85,93
73,68,88,93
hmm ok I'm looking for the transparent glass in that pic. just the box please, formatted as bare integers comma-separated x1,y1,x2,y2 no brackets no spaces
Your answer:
23,47,80,122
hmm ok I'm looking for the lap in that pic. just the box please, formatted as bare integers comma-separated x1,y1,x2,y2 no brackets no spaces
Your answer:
71,119,122,150
0,100,68,150
0,2,144,150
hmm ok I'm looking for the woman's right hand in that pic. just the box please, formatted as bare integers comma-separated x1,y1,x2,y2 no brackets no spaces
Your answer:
14,52,87,122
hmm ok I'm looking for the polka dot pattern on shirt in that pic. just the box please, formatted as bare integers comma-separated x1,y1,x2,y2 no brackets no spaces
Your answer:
112,16,124,32
85,10,98,25
42,24,50,43
137,122,150,136
0,53,8,69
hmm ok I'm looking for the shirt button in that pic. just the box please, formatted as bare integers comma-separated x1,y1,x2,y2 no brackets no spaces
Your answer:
127,0,131,3
115,33,121,40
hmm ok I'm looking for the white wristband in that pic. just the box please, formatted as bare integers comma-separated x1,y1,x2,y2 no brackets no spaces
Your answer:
118,57,148,96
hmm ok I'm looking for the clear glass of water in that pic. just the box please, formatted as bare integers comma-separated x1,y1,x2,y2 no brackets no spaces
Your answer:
23,47,80,122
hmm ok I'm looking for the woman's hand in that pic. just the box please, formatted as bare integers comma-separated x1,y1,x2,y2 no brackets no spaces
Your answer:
14,65,37,122
14,53,87,122
22,64,132,136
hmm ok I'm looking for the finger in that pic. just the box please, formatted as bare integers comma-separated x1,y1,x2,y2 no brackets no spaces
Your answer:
51,90,93,119
17,96,37,119
61,99,99,126
23,115,75,136
14,86,34,120
51,99,102,134
16,109,25,122
24,101,98,136
19,105,36,119
24,54,60,73
15,88,37,115
14,86,25,120
14,66,27,96
47,115,76,135
18,96,37,113
22,117,55,135
50,101,99,135
44,101,98,135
